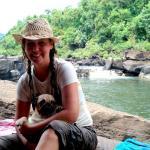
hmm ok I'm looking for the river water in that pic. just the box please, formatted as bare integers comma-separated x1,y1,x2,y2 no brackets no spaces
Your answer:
79,75,150,120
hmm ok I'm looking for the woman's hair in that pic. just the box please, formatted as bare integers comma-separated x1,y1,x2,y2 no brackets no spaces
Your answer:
22,38,62,110
49,41,62,105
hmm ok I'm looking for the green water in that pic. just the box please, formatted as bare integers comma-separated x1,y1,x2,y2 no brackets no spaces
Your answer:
80,77,150,120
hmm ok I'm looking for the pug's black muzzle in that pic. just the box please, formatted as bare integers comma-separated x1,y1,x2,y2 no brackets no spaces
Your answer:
37,99,56,117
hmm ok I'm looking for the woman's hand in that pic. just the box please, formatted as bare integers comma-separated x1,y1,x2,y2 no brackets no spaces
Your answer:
18,122,39,137
15,116,28,126
15,117,38,137
15,123,37,149
15,125,27,145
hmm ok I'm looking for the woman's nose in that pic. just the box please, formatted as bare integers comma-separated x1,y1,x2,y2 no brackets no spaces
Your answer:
32,43,40,52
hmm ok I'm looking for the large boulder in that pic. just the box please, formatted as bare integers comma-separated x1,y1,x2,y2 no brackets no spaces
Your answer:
0,56,26,81
124,51,150,61
0,59,13,80
87,102,150,143
139,65,150,79
111,51,150,77
123,60,150,76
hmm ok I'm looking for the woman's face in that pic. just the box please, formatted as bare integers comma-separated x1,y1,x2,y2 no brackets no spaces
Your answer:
24,38,53,65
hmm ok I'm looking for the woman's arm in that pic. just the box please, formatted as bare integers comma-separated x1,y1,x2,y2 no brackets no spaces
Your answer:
61,82,79,122
15,100,31,120
15,100,31,143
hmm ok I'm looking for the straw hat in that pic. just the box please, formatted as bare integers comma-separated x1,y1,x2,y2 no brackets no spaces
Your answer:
13,18,59,44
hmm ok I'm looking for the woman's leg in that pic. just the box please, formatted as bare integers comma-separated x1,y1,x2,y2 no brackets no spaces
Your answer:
35,128,59,150
42,120,97,150
0,134,25,150
35,120,97,150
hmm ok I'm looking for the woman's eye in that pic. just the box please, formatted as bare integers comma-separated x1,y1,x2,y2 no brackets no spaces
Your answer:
27,42,34,48
39,42,45,46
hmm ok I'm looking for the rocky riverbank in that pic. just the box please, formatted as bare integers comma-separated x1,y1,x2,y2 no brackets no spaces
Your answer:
0,80,150,143
0,51,150,81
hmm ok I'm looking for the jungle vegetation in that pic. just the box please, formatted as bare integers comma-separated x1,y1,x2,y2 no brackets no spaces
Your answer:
0,0,150,59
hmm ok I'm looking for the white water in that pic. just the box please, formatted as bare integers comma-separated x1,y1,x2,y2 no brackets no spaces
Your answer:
77,66,132,80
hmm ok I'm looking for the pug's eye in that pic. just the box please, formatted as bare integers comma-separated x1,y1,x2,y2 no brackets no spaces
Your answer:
39,99,45,107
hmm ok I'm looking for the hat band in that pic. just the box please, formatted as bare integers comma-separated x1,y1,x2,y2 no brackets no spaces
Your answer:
23,27,53,37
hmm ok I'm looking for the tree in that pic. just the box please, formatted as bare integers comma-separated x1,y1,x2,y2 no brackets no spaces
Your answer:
133,2,150,41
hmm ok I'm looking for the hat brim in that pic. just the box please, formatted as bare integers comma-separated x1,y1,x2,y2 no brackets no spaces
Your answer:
13,34,60,44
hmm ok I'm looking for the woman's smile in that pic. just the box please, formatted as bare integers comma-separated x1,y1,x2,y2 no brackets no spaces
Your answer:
31,53,43,63
32,53,40,59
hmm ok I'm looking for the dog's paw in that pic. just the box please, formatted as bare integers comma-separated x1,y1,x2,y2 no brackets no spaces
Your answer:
15,117,28,126
55,106,63,113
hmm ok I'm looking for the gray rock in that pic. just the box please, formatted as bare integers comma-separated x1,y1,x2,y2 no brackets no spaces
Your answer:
124,51,150,61
9,70,20,81
0,56,26,81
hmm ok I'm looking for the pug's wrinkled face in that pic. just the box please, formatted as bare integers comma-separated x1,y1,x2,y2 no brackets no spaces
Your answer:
36,94,57,117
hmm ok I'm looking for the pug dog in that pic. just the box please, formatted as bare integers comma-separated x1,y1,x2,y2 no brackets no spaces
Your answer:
29,94,63,124
37,94,62,116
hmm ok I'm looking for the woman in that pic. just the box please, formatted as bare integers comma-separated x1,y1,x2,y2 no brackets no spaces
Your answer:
0,18,97,150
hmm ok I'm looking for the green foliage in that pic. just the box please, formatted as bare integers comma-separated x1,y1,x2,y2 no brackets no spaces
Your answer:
0,46,22,56
0,0,150,58
133,2,150,41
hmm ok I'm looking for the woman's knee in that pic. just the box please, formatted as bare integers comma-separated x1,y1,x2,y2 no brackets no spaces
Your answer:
36,129,59,150
40,128,58,142
49,120,67,130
